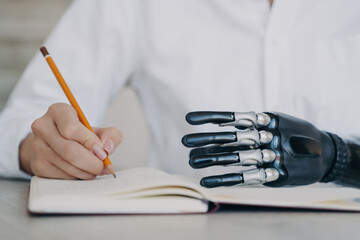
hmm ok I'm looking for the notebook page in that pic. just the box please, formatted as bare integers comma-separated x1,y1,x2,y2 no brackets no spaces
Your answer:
30,167,205,197
29,167,209,214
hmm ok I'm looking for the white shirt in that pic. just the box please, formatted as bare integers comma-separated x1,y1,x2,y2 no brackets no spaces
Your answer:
1,0,360,179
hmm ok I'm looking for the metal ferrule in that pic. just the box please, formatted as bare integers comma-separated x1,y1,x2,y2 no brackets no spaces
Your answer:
242,168,279,185
219,112,271,128
227,149,276,166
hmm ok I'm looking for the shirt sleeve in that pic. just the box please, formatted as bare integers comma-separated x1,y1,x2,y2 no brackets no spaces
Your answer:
0,0,139,179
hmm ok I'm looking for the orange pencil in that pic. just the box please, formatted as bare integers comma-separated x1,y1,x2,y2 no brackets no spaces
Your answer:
40,46,116,178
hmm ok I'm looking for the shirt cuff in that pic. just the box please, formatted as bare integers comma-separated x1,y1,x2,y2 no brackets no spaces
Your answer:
0,118,33,180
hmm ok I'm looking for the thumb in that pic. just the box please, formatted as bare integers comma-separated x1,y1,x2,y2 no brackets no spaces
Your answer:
94,127,123,156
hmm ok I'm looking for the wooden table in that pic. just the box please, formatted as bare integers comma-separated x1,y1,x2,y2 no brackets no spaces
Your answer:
1,178,359,240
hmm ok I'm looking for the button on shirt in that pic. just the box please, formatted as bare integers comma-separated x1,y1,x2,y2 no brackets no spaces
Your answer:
1,0,360,179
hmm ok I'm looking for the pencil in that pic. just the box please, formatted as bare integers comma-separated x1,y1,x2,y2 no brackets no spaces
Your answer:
40,46,116,178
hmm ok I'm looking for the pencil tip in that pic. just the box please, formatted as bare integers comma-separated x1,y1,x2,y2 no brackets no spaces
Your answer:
106,164,116,178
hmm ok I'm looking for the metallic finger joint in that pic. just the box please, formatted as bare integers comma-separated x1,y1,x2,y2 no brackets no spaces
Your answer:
219,112,271,128
222,129,273,147
242,168,279,185
228,149,276,165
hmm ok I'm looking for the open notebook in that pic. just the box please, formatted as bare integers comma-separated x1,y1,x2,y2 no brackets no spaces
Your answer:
28,167,360,214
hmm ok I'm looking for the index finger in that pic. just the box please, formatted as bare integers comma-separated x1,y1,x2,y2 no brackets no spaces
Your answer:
50,104,102,151
185,111,235,125
39,117,104,175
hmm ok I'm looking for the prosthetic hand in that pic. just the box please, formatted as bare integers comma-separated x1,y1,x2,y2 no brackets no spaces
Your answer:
182,111,351,188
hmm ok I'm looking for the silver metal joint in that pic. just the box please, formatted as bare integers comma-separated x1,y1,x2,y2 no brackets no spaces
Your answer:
242,168,266,185
259,130,273,144
220,111,257,128
242,168,279,185
256,113,271,127
222,130,273,147
238,149,263,165
261,149,276,163
264,168,280,183
222,129,260,147
219,111,271,128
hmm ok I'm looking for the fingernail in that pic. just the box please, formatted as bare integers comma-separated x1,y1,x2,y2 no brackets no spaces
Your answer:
92,144,107,160
101,168,111,175
103,140,115,155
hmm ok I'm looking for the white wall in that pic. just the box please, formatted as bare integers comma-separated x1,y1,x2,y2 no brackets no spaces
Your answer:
0,0,149,169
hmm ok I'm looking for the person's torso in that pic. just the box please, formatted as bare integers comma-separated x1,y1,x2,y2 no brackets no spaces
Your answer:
127,0,360,177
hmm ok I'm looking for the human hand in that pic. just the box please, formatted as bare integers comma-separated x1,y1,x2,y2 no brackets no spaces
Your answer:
182,111,345,188
19,103,122,179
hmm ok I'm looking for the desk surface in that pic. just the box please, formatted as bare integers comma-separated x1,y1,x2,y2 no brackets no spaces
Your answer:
1,179,360,240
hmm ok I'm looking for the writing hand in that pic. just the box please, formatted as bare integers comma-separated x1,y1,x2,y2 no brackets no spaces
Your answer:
19,103,122,179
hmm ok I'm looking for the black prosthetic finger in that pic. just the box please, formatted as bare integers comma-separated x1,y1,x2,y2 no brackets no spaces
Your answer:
190,148,277,168
190,152,239,169
200,173,244,188
185,112,235,125
182,132,236,147
200,168,280,188
189,145,250,158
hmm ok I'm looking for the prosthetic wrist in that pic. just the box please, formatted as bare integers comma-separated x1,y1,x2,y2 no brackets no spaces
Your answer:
320,133,349,183
326,138,360,187
182,111,359,188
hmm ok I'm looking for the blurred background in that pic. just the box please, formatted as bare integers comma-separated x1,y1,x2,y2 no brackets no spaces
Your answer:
0,0,149,169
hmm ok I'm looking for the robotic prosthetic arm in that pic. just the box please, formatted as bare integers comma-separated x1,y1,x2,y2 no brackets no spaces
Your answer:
182,111,359,188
